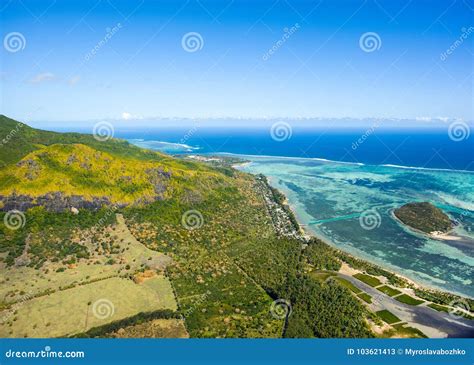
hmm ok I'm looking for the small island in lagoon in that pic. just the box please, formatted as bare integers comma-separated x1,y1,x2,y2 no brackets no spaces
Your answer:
394,202,454,239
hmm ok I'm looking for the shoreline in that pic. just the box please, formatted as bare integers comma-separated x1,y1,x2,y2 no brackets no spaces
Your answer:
390,210,462,242
207,151,474,174
245,166,474,302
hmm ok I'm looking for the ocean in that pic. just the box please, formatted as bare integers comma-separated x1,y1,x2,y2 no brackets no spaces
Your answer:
114,127,474,172
49,125,474,297
237,155,474,298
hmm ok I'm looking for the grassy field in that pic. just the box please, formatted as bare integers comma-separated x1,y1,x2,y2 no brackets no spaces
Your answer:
357,293,372,303
0,276,176,337
105,319,188,338
333,277,361,294
376,285,401,297
392,323,427,338
376,310,401,324
394,294,424,306
0,214,170,306
1,116,427,339
310,271,337,282
427,303,450,313
353,273,382,287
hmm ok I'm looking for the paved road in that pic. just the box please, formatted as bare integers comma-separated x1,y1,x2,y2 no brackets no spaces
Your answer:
339,273,474,338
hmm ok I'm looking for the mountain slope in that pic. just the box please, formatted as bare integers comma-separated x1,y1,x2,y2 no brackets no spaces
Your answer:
0,114,168,166
0,115,377,339
0,116,230,210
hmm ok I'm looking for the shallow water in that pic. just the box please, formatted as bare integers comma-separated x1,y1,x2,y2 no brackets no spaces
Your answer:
237,155,474,298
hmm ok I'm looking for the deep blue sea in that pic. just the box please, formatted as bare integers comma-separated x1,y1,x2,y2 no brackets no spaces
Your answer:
112,127,474,172
48,125,474,297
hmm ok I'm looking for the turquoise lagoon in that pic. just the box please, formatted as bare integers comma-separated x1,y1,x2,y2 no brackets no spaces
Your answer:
237,155,474,298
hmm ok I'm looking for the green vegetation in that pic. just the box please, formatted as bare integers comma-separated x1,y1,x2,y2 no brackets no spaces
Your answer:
333,277,361,294
394,294,424,306
0,114,166,166
74,311,181,338
284,276,372,338
353,273,382,287
357,293,372,304
394,202,452,234
377,285,401,297
427,303,450,313
3,116,458,339
258,174,300,233
335,251,407,287
414,287,474,310
310,271,337,282
0,206,116,267
376,310,401,324
304,238,341,271
1,277,176,337
392,323,427,338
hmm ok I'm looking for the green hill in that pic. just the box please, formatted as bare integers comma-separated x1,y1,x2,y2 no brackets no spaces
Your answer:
394,202,452,234
0,115,229,209
0,114,169,166
0,115,378,339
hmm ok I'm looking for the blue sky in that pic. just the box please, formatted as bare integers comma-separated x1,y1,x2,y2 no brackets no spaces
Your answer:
0,0,473,125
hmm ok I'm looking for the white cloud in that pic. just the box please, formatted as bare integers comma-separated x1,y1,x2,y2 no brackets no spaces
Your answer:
121,112,142,120
29,72,55,84
68,75,80,86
